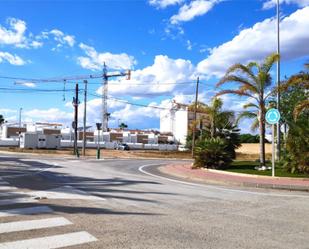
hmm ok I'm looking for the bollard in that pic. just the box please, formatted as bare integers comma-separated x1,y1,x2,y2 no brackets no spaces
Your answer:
96,148,100,159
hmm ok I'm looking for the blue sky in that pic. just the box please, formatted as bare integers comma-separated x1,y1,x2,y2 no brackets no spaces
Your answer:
0,0,308,132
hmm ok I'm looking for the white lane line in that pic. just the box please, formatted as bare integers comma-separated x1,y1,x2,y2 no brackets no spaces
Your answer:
0,217,72,234
0,206,53,218
29,185,106,201
0,186,17,191
138,164,309,198
0,231,97,249
0,197,37,206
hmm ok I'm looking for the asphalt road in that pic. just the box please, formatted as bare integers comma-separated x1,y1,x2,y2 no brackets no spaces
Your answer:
0,154,308,249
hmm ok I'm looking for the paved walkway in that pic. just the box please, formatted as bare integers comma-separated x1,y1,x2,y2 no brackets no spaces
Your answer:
160,164,309,192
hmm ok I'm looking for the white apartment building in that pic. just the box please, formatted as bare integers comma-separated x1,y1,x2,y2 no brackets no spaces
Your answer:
160,101,209,145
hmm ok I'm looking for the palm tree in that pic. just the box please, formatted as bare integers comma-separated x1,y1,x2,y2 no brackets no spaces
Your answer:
119,122,128,130
278,63,309,120
216,53,279,166
204,98,233,138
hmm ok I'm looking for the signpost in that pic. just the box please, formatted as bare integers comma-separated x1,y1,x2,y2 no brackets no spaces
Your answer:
96,123,102,159
265,108,281,177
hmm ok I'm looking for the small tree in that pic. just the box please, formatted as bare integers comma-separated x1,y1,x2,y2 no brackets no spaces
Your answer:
0,115,4,126
119,122,128,130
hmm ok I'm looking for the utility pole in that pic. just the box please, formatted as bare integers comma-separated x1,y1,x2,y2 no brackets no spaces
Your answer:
102,63,108,132
191,77,199,157
82,80,88,157
276,0,281,160
72,83,79,157
101,63,131,132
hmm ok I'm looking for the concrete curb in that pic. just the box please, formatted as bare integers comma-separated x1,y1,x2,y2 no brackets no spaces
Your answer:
203,168,309,182
160,164,309,192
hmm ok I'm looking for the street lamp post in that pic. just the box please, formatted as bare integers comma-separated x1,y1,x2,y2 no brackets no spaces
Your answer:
276,0,281,160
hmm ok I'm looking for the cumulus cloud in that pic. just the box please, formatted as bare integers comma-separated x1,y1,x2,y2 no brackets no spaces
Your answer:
23,108,73,124
95,55,196,97
77,43,136,71
197,7,309,78
0,18,26,46
149,0,184,8
263,0,309,9
170,0,221,24
0,51,26,65
37,29,75,50
0,17,43,49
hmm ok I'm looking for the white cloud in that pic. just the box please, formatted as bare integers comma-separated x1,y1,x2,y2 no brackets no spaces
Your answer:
170,0,220,24
186,40,193,50
197,7,309,78
263,0,309,9
17,82,36,88
78,43,136,71
0,18,26,46
0,51,26,65
23,108,72,124
149,0,184,8
0,18,43,49
96,55,196,97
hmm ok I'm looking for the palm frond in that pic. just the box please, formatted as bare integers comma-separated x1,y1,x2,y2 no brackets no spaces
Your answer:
216,75,257,93
250,119,259,131
215,89,257,101
261,53,279,73
225,63,257,83
243,102,259,110
293,100,309,120
236,111,257,125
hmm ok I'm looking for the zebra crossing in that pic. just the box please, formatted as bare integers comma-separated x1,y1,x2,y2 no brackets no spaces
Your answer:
0,176,98,248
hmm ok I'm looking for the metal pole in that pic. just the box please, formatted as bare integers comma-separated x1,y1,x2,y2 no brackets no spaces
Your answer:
272,124,275,177
103,63,108,132
82,80,88,156
18,107,22,147
191,77,199,157
73,83,79,157
276,0,281,160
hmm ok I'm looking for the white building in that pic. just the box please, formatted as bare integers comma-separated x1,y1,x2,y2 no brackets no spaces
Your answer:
160,102,188,145
160,101,209,145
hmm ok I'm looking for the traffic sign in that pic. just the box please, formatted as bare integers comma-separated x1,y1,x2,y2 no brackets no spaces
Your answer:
266,108,280,125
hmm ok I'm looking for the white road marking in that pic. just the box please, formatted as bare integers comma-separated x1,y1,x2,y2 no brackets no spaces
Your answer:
0,197,37,206
0,231,97,249
0,217,72,234
138,164,309,198
29,185,105,201
0,206,53,218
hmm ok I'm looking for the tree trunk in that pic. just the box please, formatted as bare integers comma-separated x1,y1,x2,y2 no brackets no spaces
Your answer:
211,117,215,138
259,109,266,166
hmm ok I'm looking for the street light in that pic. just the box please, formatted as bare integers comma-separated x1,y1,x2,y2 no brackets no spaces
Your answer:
276,0,281,160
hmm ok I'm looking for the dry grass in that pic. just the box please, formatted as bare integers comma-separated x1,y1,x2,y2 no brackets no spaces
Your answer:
0,143,271,160
236,143,272,154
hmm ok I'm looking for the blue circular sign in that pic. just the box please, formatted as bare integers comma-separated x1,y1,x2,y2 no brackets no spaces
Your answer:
265,108,281,124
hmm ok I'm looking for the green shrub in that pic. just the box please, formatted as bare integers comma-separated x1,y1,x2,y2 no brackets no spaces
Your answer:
193,138,232,169
239,134,260,143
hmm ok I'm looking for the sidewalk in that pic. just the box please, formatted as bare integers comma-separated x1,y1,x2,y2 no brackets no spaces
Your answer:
159,164,309,192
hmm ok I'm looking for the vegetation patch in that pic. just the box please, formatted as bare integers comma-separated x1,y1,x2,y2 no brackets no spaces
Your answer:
225,161,309,178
